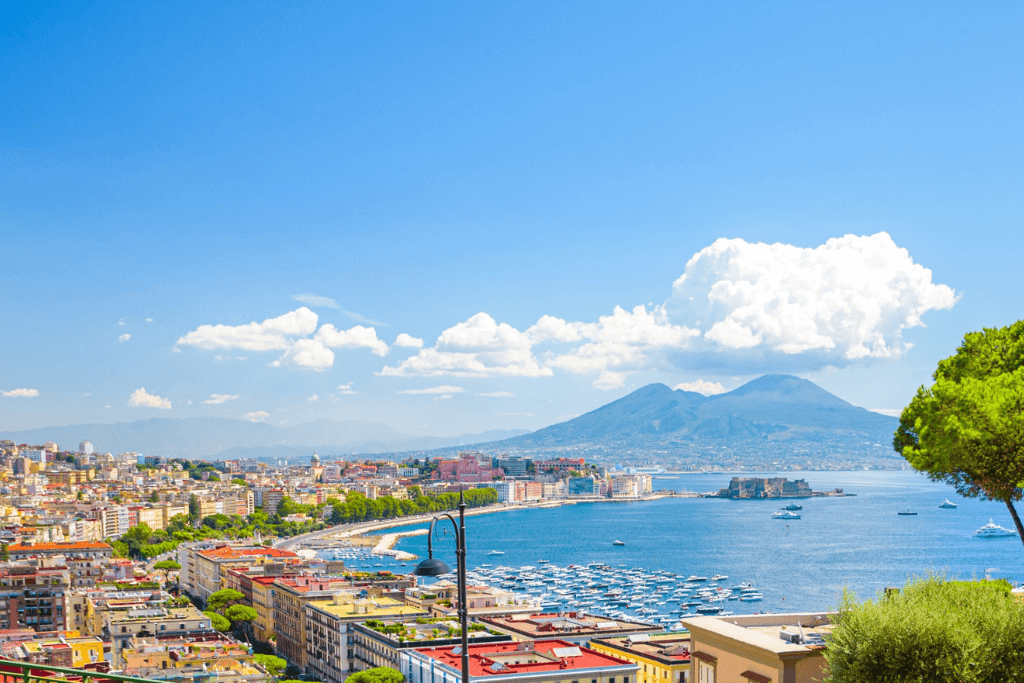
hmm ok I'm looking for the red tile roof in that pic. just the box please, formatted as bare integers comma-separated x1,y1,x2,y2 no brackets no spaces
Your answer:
9,542,111,553
415,639,634,677
198,546,298,560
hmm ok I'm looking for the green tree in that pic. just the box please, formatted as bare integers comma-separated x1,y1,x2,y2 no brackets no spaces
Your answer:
189,494,200,524
149,491,159,503
894,320,1024,545
346,667,404,683
206,588,245,612
824,576,1024,682
0,543,8,561
153,559,180,583
226,604,259,641
204,610,231,632
253,654,286,676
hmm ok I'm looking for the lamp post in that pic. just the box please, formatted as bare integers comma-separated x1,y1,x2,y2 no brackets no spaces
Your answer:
414,489,470,683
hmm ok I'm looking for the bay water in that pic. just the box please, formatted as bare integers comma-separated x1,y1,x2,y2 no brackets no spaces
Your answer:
353,470,1024,613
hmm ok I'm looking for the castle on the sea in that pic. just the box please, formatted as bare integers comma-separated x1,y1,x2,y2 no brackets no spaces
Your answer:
717,477,821,499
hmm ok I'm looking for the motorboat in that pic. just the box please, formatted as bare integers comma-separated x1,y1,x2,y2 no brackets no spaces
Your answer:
772,511,801,520
783,503,803,511
613,540,626,546
975,519,1018,538
939,499,959,509
712,574,728,581
488,550,506,555
687,575,708,582
897,510,918,516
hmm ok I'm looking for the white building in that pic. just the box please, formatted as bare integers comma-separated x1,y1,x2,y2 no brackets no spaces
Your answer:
79,440,94,455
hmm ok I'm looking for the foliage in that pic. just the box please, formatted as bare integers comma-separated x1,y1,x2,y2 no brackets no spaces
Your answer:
225,604,258,623
204,610,231,632
154,559,181,572
824,576,1024,683
253,654,286,676
207,588,245,612
232,478,248,486
346,668,404,683
0,543,8,561
327,488,497,526
895,320,1024,543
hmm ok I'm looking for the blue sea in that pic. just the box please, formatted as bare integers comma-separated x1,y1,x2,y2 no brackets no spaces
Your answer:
341,470,1023,613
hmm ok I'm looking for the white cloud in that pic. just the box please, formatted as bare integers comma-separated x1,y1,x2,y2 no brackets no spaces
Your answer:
400,385,466,395
178,307,391,370
2,388,39,398
380,313,552,378
337,382,357,395
674,379,727,396
315,324,388,357
177,307,319,352
479,391,515,397
307,394,319,402
128,387,171,409
593,371,627,390
118,333,131,342
244,411,269,422
394,333,424,348
204,393,239,405
672,233,957,363
871,408,904,417
293,294,339,309
145,318,153,322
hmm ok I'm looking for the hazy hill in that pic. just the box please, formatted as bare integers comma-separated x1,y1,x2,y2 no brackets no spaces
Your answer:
0,418,527,461
487,374,897,451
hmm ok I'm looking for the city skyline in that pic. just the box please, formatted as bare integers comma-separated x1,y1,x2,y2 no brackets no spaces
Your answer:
3,2,1022,435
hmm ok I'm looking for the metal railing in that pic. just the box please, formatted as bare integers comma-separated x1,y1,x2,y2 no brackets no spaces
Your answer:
0,660,164,683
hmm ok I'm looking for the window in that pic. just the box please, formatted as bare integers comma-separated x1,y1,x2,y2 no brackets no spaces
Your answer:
697,663,714,683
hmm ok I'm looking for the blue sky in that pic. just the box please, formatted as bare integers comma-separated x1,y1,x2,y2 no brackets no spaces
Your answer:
2,1,1021,436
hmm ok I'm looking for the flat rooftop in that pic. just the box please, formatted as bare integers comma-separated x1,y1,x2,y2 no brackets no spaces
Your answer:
481,613,660,638
592,633,692,665
308,595,426,620
415,639,636,677
682,613,833,654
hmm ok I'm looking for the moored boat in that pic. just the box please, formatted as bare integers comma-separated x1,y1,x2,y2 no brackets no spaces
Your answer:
975,519,1017,538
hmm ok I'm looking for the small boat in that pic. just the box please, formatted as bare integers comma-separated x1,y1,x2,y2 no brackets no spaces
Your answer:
488,550,505,556
612,540,626,546
897,510,918,516
783,503,803,511
975,519,1017,538
687,575,707,582
772,511,801,520
711,574,728,581
939,499,959,509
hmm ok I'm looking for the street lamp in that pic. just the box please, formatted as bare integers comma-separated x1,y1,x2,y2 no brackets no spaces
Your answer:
414,489,470,683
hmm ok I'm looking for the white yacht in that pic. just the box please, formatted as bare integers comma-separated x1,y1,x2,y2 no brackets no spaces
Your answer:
772,510,801,520
939,499,959,509
975,519,1017,538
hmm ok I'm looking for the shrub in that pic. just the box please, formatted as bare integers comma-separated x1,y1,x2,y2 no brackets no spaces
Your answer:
825,576,1024,682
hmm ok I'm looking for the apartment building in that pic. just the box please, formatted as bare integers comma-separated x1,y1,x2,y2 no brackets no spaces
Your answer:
304,593,428,683
681,613,832,683
591,633,692,683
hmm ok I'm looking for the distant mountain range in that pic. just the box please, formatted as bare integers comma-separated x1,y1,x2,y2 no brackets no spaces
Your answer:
500,374,896,447
0,418,528,461
0,375,900,466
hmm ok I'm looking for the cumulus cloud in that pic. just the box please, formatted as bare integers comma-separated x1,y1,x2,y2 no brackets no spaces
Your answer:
380,313,552,378
315,324,388,356
394,333,424,348
244,411,269,422
118,333,131,342
2,388,39,398
178,308,319,352
204,393,239,405
379,233,956,388
671,233,957,365
674,379,727,396
307,394,319,402
399,385,466,395
293,293,339,309
178,307,389,370
128,387,171,409
479,391,515,397
337,382,356,395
